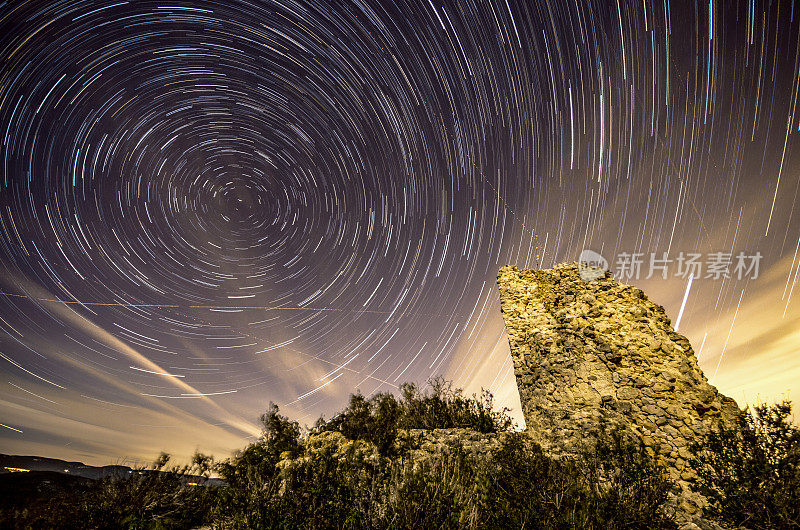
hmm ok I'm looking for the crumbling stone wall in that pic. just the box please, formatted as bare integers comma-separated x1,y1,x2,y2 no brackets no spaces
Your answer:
497,263,741,513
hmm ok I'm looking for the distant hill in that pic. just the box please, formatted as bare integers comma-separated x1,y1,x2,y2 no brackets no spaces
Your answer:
1,453,136,480
0,453,225,484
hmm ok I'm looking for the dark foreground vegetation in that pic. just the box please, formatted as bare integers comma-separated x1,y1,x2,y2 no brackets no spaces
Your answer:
689,400,800,529
1,379,798,529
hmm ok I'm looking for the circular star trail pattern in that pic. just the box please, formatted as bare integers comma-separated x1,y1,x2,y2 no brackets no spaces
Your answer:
1,0,800,461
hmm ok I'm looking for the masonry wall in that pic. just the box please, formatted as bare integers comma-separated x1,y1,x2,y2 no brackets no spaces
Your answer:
497,263,741,507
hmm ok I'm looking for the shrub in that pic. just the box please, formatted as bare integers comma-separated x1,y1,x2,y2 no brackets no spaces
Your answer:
476,431,676,529
214,401,306,527
689,400,800,529
577,429,677,528
318,377,513,456
217,401,302,488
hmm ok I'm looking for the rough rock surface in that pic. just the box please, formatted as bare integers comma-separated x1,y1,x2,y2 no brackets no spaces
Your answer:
497,263,742,519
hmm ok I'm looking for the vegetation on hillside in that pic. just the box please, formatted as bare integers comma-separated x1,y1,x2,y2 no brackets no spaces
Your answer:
1,379,798,529
313,376,514,454
689,400,800,529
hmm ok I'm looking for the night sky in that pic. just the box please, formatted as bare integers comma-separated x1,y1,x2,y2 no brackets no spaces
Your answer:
1,0,799,465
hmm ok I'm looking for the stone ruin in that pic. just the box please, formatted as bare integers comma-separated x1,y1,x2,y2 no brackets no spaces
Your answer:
497,263,742,517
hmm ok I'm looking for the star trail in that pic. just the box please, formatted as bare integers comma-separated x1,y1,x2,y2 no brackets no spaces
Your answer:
1,0,799,464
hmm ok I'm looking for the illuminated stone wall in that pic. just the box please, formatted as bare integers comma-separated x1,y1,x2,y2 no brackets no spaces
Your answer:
498,263,741,513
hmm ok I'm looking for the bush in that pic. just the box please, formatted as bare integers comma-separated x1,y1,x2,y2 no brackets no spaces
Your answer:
476,431,676,529
213,401,306,528
577,429,677,528
317,377,513,455
217,402,302,487
689,400,800,529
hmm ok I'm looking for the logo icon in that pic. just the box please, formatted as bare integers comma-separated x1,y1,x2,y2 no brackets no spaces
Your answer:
578,249,608,281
